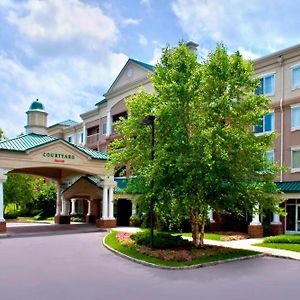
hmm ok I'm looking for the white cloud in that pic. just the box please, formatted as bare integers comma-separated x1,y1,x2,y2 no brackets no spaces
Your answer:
237,47,259,60
123,18,141,26
140,0,151,9
171,0,300,56
138,34,148,46
0,0,128,137
149,42,163,65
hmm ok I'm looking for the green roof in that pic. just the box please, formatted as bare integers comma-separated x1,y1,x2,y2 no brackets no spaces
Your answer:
28,100,46,112
114,177,140,194
129,58,155,72
48,119,78,128
0,133,107,160
95,98,107,106
276,181,300,193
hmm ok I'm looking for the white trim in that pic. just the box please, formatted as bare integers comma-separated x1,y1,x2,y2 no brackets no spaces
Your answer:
291,65,300,90
102,123,107,135
291,104,300,131
291,147,300,172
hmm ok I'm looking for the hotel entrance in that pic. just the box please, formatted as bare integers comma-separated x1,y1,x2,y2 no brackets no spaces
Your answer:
286,199,300,233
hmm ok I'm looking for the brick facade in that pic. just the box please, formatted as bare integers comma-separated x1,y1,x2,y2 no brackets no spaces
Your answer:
96,219,116,228
54,215,71,224
248,225,264,238
0,221,6,233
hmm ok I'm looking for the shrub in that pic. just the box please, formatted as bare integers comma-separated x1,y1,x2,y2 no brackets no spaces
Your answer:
263,235,300,244
129,214,140,227
131,231,191,249
4,212,18,219
70,216,85,222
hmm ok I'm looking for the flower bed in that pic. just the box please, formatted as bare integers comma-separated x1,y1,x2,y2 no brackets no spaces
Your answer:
105,231,259,267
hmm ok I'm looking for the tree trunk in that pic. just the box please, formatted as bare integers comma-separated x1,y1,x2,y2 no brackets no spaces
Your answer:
189,207,200,247
199,211,207,248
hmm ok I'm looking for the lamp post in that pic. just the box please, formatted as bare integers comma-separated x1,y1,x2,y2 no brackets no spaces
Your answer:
141,115,155,248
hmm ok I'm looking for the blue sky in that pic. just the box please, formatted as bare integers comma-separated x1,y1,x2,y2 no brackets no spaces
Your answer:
0,0,300,137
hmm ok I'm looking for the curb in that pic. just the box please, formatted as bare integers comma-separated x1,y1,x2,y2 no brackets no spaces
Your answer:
102,234,264,270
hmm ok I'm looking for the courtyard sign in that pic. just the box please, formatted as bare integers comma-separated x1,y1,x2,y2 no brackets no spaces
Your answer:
43,152,76,160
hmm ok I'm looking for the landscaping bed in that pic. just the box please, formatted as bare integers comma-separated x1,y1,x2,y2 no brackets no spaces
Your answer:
104,231,259,268
255,234,300,253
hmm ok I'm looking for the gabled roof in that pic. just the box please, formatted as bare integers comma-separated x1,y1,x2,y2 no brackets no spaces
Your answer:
129,58,155,72
104,58,155,96
48,119,78,128
95,98,107,106
62,176,102,194
0,133,107,160
276,181,300,193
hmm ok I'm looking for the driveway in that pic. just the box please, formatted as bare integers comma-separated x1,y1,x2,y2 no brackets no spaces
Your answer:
0,232,300,300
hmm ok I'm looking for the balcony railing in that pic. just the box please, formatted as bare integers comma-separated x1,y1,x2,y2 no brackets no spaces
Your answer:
86,133,99,145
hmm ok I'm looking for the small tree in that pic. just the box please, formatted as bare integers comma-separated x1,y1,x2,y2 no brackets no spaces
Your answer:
3,174,36,213
109,43,281,247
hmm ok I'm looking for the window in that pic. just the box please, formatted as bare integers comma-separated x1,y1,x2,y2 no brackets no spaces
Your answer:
254,112,274,134
291,105,300,130
102,123,107,135
266,150,274,163
79,132,84,143
292,66,300,89
256,74,275,95
68,136,73,143
291,148,300,172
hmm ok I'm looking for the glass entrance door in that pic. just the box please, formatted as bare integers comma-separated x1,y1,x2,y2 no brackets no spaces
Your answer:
286,199,300,233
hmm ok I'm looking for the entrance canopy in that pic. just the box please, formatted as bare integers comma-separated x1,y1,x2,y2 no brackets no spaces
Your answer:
0,133,108,180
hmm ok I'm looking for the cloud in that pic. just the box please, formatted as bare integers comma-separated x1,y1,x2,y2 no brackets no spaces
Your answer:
123,18,141,26
0,0,128,137
140,0,151,9
149,41,163,65
171,0,300,56
138,34,148,46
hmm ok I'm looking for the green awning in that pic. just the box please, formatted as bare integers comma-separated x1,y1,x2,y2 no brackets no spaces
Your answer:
276,181,300,193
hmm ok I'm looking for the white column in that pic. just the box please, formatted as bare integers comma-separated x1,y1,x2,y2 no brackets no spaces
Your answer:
132,201,136,215
250,205,261,225
106,110,112,136
55,183,62,216
70,199,77,215
0,174,7,222
101,187,108,219
61,197,68,216
87,199,92,216
271,205,282,224
82,122,86,146
208,208,215,223
108,187,114,219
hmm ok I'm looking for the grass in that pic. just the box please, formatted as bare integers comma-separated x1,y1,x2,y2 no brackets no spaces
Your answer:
255,243,300,252
9,216,54,222
255,234,300,253
104,231,258,267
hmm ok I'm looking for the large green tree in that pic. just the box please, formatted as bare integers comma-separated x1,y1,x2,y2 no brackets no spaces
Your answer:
3,174,36,212
109,43,281,247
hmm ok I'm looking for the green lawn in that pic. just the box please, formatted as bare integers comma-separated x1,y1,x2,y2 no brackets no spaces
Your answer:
255,234,300,253
104,231,258,267
255,243,300,252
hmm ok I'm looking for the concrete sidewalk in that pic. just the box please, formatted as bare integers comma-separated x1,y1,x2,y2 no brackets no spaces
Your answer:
203,237,300,261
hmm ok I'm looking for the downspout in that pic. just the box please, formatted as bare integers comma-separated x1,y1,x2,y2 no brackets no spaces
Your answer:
278,55,284,182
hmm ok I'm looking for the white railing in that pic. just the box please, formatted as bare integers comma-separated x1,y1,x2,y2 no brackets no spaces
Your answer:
86,133,99,144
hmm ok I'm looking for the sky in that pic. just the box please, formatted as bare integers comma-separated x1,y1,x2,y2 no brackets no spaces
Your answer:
0,0,300,137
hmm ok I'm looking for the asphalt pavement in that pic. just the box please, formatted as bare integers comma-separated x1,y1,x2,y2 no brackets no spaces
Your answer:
0,231,300,300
